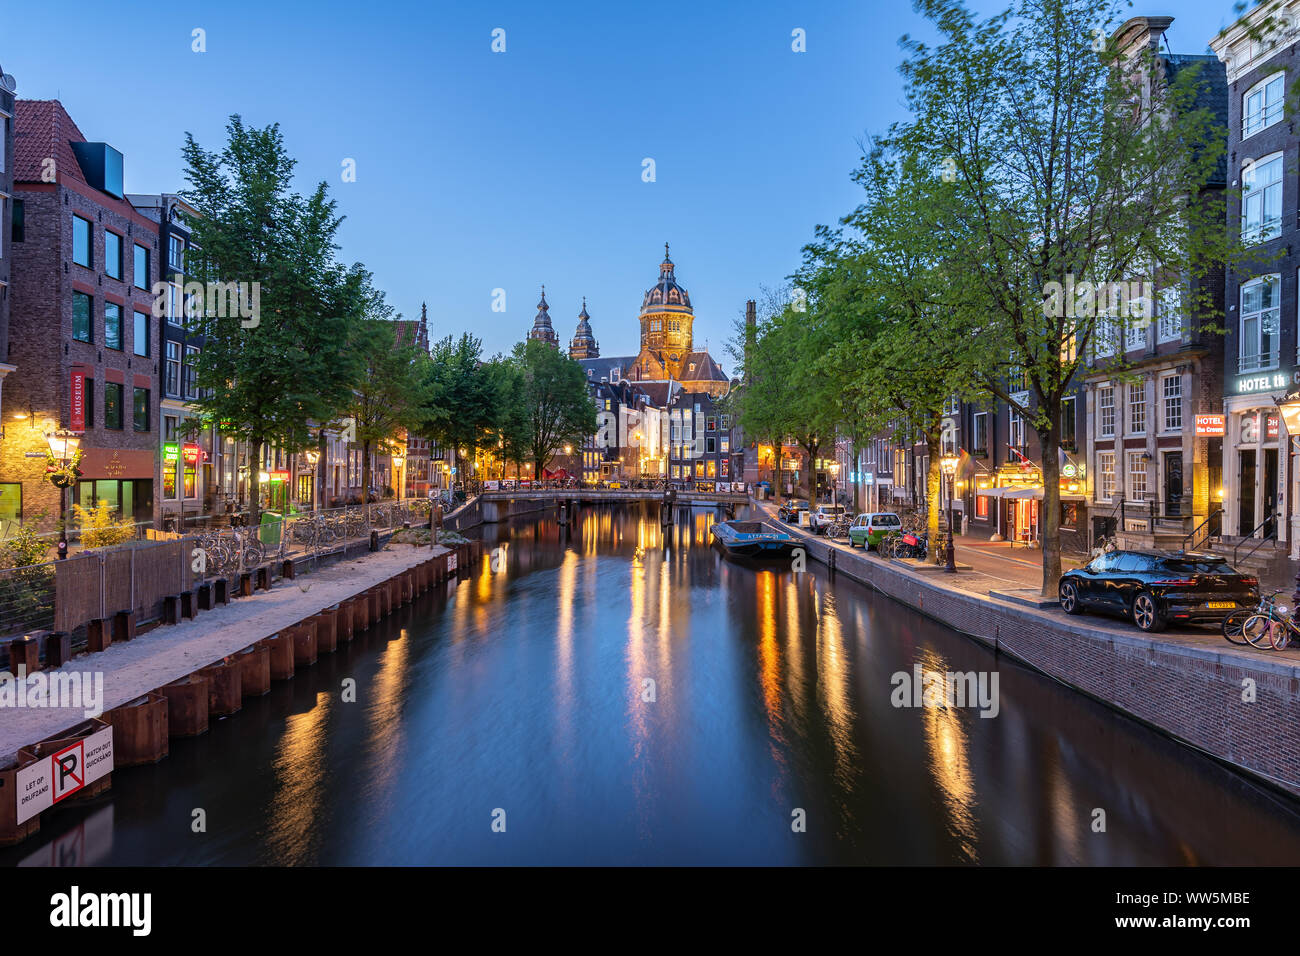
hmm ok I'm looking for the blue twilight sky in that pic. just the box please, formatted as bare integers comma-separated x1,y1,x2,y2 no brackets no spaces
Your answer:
3,0,1241,364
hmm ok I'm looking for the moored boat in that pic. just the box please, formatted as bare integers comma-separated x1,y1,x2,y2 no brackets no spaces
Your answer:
710,519,797,558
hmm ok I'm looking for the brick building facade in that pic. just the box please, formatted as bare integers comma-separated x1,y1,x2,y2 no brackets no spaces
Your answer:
3,100,160,529
0,67,16,529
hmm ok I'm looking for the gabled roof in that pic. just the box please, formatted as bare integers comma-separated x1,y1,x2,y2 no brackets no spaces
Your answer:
14,99,87,184
578,355,637,381
680,350,728,381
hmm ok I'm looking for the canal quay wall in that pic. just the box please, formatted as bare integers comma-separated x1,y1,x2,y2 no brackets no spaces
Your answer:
782,523,1300,799
0,539,484,846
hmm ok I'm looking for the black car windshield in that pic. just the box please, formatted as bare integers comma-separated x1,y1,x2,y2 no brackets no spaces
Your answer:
1160,558,1236,575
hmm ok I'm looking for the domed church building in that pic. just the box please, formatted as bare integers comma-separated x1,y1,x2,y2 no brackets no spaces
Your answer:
571,244,730,399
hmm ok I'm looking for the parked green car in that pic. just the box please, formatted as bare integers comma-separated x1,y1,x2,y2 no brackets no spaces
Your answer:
848,512,902,549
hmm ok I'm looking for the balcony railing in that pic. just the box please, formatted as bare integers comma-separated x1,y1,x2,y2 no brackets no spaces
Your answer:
1239,350,1279,374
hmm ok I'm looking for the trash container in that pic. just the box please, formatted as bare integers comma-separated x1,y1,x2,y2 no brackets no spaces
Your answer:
259,511,283,548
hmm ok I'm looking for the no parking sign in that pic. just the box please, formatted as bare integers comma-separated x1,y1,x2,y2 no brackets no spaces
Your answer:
16,726,113,825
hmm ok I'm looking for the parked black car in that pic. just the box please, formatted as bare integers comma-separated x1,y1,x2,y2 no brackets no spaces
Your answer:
778,500,809,524
1058,550,1258,633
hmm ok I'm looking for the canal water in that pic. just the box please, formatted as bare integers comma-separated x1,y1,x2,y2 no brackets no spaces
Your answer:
7,503,1300,866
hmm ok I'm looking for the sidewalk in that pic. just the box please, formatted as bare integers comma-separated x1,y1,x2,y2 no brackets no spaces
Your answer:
0,542,450,763
752,500,1300,666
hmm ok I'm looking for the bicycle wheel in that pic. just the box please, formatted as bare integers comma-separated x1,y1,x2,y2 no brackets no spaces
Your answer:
1272,621,1296,650
1242,614,1276,649
1222,608,1252,646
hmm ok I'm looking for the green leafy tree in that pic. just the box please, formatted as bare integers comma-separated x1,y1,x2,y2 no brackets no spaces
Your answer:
799,143,974,553
422,333,498,487
179,116,369,525
508,340,598,478
883,0,1229,592
344,309,429,504
734,298,841,511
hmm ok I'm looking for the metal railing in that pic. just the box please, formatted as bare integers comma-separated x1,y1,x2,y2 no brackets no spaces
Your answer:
1235,512,1279,567
1181,508,1223,553
0,499,434,643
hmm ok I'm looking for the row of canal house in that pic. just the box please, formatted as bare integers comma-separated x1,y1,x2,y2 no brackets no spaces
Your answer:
0,94,425,537
852,14,1300,567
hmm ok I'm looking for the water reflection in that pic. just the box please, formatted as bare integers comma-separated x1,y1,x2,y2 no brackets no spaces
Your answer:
8,501,1300,866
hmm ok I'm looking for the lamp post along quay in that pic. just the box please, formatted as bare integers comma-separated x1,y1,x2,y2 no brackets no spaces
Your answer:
941,455,958,573
45,429,83,560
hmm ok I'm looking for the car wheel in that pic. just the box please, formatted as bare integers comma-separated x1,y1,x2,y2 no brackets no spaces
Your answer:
1131,591,1166,633
1059,581,1084,615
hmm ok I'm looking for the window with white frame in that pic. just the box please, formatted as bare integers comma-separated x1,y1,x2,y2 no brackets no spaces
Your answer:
1099,452,1116,500
1156,286,1182,343
1008,406,1025,450
1162,376,1182,431
165,341,181,396
941,418,958,455
1244,73,1285,138
166,282,184,325
1093,316,1119,357
943,394,960,415
1125,317,1146,353
972,411,989,455
1098,386,1115,437
1128,382,1146,434
1240,274,1281,372
1127,452,1148,499
1242,153,1283,244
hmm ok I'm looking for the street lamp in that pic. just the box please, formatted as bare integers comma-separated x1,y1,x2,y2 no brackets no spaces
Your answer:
45,430,82,560
940,455,959,572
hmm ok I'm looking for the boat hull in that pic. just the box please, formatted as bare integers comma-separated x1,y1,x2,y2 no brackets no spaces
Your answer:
710,520,797,560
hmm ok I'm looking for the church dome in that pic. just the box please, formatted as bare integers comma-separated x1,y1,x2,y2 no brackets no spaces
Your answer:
639,243,693,316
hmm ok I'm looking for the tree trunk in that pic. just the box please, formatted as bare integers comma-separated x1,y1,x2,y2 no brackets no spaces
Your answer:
851,440,863,514
1039,421,1062,598
802,440,819,513
925,430,942,563
249,439,263,529
316,429,327,511
362,438,372,521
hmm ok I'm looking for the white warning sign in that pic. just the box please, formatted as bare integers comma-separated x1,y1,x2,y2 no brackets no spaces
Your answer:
16,726,114,825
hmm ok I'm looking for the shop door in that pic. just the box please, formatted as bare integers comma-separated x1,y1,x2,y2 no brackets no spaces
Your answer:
1239,450,1256,536
1264,449,1279,537
1163,452,1183,517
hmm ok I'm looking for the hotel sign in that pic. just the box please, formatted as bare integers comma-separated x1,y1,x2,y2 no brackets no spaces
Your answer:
1195,414,1225,436
1236,370,1300,394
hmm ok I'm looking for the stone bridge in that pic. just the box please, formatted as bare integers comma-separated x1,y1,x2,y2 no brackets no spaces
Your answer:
448,489,750,528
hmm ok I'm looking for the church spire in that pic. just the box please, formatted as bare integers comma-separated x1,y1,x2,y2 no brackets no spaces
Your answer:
528,284,559,347
569,297,599,359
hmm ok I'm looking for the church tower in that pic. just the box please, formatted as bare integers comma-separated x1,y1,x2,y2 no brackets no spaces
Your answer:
636,244,694,379
568,298,599,359
528,285,559,347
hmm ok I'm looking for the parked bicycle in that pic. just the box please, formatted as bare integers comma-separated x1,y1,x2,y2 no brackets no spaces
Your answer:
1232,591,1300,650
826,513,853,539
